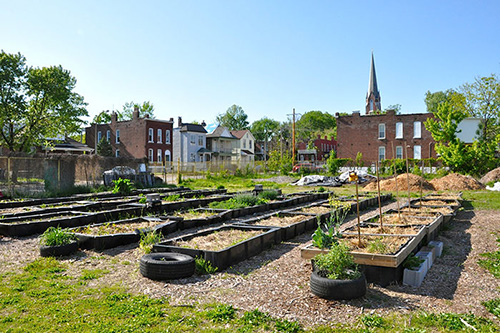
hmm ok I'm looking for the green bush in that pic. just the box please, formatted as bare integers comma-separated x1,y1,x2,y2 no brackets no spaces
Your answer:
195,257,218,275
139,231,162,254
313,242,360,280
258,190,279,201
112,178,132,195
39,227,76,247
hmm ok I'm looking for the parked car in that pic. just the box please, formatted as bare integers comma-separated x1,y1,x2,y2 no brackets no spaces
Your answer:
292,162,325,173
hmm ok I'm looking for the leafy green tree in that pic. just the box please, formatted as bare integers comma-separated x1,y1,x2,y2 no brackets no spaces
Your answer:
92,110,112,124
251,117,280,160
216,104,249,130
96,138,113,156
121,101,155,119
424,89,456,113
267,150,293,174
295,110,336,142
0,51,88,152
424,102,498,175
460,74,500,141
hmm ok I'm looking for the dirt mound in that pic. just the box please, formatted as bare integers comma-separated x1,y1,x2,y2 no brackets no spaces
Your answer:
430,173,484,191
480,167,500,185
364,173,434,192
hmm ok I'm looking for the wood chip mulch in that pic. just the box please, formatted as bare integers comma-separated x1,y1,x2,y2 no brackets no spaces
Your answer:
1,202,499,329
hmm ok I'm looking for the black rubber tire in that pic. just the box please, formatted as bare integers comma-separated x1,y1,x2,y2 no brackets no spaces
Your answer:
40,241,78,257
310,271,366,300
140,253,195,280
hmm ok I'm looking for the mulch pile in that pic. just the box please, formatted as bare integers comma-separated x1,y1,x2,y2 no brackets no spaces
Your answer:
363,173,434,192
430,173,484,191
480,167,500,185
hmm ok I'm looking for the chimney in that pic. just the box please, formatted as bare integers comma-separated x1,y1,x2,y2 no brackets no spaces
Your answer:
169,117,174,122
201,120,207,127
178,117,183,127
111,111,117,123
133,105,139,120
317,134,321,139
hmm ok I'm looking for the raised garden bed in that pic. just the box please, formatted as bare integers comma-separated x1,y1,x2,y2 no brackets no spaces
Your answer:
400,205,456,224
237,212,317,242
70,216,178,251
153,225,280,270
0,211,96,237
166,208,232,230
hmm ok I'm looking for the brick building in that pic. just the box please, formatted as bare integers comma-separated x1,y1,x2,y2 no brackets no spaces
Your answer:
336,110,436,163
85,107,174,163
297,135,337,161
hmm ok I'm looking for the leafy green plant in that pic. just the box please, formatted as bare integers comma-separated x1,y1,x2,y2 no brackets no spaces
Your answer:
81,269,108,281
39,227,76,246
112,178,132,195
195,257,218,275
403,254,425,270
367,238,388,254
239,309,271,328
361,314,385,328
478,237,500,278
275,318,303,332
216,184,225,190
138,194,147,204
317,186,325,193
482,298,500,318
205,304,235,323
313,242,361,280
164,194,181,202
139,231,162,254
258,190,279,201
311,199,350,249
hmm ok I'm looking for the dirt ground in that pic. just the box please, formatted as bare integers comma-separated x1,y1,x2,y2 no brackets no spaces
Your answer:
1,202,499,329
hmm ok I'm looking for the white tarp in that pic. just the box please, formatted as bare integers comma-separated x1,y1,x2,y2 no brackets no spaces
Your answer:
486,182,500,191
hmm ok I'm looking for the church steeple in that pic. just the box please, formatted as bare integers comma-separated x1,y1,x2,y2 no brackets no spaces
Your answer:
366,52,381,114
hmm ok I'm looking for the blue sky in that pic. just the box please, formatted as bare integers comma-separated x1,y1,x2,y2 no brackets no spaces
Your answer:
2,1,500,126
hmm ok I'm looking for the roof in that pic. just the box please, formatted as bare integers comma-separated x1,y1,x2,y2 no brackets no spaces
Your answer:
44,137,94,153
367,52,380,99
197,147,213,153
206,126,237,139
241,149,254,155
179,123,207,133
230,130,249,139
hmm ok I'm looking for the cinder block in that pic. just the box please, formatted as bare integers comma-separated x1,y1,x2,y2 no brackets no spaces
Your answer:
416,251,433,271
428,241,443,257
403,259,428,287
419,246,436,262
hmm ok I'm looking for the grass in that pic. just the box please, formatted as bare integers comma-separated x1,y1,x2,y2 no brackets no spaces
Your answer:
462,190,500,210
478,237,500,278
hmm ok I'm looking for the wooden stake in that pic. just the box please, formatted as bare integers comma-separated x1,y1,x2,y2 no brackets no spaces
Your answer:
375,159,383,229
391,142,401,220
405,142,411,207
356,177,361,245
420,160,424,206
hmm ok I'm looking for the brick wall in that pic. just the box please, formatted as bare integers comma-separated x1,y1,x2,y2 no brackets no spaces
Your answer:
336,110,436,163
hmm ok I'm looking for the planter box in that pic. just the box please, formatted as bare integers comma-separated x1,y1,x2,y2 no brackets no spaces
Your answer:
153,225,280,271
237,212,317,242
165,208,232,230
403,260,428,287
0,211,96,237
71,217,178,251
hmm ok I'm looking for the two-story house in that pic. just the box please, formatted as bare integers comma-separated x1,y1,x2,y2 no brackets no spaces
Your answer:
172,117,211,162
230,130,255,163
206,126,237,163
85,107,174,163
297,135,337,162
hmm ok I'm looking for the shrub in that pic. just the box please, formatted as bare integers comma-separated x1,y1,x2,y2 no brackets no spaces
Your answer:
112,178,132,195
195,257,218,275
258,190,279,201
139,231,162,254
313,242,360,280
39,227,76,247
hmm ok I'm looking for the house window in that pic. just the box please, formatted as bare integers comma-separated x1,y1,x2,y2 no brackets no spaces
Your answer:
165,149,171,162
157,149,162,163
395,122,403,139
148,148,154,162
115,149,120,157
116,129,120,143
190,153,195,162
249,140,252,149
106,130,110,142
97,131,102,142
378,146,386,161
414,121,422,138
157,129,162,143
395,146,403,159
414,145,422,159
165,130,171,144
190,135,195,145
378,124,386,139
148,128,154,142
198,136,203,146
243,140,246,149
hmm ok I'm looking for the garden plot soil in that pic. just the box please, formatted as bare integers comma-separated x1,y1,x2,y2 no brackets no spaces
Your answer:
430,173,484,191
298,206,331,215
364,173,434,192
1,202,499,328
252,214,308,227
173,210,218,219
72,220,162,235
173,229,264,251
370,214,433,225
401,206,454,216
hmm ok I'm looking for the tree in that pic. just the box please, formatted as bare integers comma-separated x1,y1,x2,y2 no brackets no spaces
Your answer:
295,110,336,142
96,138,113,156
384,104,402,114
216,104,249,130
424,89,456,113
251,117,280,162
424,102,497,175
121,101,155,120
0,51,88,152
92,110,112,124
460,74,500,141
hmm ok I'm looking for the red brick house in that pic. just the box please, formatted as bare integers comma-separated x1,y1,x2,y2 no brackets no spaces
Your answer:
336,110,436,163
297,135,337,161
85,107,174,163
